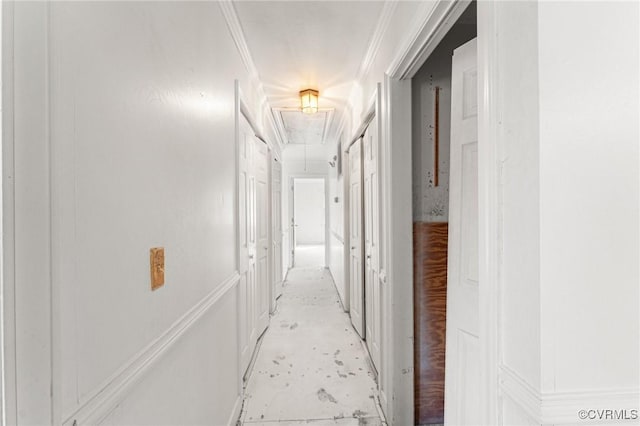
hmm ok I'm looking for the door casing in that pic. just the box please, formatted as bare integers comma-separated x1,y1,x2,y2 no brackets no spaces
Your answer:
287,175,329,269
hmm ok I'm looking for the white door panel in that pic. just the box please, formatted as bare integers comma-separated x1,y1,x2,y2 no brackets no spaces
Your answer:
363,123,381,371
349,139,365,338
444,37,480,425
255,139,270,337
239,116,257,375
272,159,283,307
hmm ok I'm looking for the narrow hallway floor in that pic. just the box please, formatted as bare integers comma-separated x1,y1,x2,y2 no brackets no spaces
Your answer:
294,245,325,268
240,267,384,425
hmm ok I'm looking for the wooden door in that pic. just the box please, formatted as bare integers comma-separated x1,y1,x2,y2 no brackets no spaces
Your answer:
444,38,480,425
349,138,365,338
363,124,381,370
255,138,270,337
272,158,283,307
239,115,257,375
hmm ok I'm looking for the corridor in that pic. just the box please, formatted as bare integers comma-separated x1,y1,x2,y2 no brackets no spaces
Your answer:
240,267,383,425
6,2,638,426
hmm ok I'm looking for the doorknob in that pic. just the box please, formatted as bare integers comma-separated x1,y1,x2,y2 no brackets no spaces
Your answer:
249,254,254,259
367,255,371,259
351,246,356,250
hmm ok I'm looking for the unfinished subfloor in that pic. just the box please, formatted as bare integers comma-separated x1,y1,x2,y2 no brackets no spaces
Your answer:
240,266,383,425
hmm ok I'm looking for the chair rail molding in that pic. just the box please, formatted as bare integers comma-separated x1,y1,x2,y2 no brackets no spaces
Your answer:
62,273,241,426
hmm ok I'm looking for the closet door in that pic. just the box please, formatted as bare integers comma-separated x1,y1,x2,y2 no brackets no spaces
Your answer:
239,116,257,375
255,138,271,336
363,123,381,371
348,139,365,338
272,158,283,308
444,38,480,425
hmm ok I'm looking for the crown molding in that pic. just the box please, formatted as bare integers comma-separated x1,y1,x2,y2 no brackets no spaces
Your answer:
271,108,290,146
331,0,397,146
387,0,472,80
219,1,284,151
357,0,398,82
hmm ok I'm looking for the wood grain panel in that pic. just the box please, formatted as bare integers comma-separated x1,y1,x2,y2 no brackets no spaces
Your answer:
413,222,448,425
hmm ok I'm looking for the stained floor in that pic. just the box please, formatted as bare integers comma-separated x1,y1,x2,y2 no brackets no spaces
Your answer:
240,266,383,425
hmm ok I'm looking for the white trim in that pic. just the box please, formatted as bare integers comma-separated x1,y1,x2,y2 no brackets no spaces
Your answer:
499,364,640,425
62,273,241,426
387,0,472,80
477,1,501,425
383,75,414,426
237,84,267,149
357,1,398,83
234,79,243,404
498,365,542,423
270,108,291,147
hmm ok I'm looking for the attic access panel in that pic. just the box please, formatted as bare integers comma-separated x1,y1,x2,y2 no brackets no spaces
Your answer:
276,109,333,145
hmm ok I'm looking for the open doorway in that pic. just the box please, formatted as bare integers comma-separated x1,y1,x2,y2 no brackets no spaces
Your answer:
292,178,326,267
411,2,477,424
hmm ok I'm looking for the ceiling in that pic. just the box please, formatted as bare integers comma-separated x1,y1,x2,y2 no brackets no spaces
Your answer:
234,1,385,147
278,109,332,145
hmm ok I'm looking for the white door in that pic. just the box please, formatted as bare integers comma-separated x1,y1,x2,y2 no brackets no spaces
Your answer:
349,138,365,338
444,38,480,425
289,180,296,268
239,116,257,375
255,138,271,336
363,123,381,371
272,158,283,307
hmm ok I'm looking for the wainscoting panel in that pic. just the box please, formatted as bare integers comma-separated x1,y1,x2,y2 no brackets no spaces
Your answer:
413,222,448,425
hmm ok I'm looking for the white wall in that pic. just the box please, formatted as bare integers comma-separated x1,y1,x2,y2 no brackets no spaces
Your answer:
11,2,273,425
493,1,639,423
537,0,639,394
411,9,476,223
294,179,325,245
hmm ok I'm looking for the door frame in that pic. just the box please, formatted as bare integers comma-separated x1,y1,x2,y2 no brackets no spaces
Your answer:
382,0,499,424
288,175,329,268
270,156,283,314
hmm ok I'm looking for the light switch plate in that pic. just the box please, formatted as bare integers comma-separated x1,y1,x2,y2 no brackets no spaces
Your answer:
150,247,165,290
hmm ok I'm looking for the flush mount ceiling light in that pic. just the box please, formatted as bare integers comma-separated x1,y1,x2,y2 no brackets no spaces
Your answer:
299,89,319,114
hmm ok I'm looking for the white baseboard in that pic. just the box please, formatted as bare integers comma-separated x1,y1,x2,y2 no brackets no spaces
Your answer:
63,272,241,426
500,364,640,425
